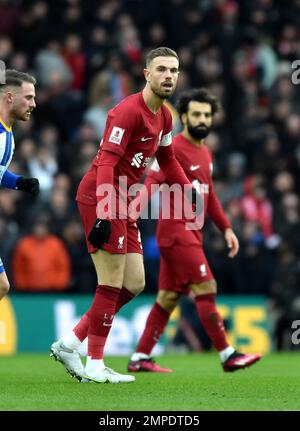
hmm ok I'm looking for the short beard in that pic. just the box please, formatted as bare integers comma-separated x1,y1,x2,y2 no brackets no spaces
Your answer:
187,124,210,140
11,107,28,122
151,84,173,100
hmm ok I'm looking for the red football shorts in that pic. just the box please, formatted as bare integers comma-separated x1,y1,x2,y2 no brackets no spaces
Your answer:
77,202,143,255
158,243,214,293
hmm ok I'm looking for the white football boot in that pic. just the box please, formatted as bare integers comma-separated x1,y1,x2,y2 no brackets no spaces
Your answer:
82,367,135,383
50,339,85,381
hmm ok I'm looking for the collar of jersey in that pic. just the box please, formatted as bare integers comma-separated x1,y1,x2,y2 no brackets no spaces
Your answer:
0,117,12,132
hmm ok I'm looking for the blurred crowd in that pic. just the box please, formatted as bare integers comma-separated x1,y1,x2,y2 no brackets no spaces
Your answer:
1,0,300,346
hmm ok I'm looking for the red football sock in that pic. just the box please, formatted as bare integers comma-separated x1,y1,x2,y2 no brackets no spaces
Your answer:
73,313,89,342
115,286,135,313
195,293,229,351
135,302,170,355
87,285,120,359
73,287,134,344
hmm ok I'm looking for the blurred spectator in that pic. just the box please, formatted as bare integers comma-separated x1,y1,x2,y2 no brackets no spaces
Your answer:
83,99,112,139
27,145,58,200
88,53,132,106
275,192,300,255
61,217,96,293
12,218,71,292
61,34,86,91
118,19,142,64
269,244,300,350
0,0,21,36
85,26,110,81
221,153,247,203
0,35,13,63
240,175,275,240
45,189,73,235
34,40,72,88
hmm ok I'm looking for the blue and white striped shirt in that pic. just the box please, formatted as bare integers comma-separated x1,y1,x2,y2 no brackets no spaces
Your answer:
0,118,20,189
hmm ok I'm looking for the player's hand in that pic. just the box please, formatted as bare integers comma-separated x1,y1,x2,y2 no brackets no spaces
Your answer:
224,228,239,258
88,219,112,249
17,177,40,196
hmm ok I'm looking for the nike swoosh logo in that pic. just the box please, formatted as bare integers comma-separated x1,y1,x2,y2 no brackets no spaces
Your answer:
190,165,200,171
141,137,153,142
96,221,102,228
233,357,253,366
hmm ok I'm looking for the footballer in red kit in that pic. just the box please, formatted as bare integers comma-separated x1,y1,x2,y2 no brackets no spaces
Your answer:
76,91,173,255
50,47,201,384
152,133,228,290
128,88,261,374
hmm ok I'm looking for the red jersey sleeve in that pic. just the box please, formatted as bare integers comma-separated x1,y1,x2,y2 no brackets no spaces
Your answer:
207,156,231,232
155,144,192,187
96,150,121,219
101,103,137,156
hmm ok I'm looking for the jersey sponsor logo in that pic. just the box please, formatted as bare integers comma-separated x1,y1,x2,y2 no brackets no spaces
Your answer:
108,126,125,145
190,165,200,171
131,152,152,168
141,136,153,142
118,235,125,249
131,152,143,167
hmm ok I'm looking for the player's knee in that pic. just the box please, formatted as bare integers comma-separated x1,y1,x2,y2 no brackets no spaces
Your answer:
157,290,180,313
206,279,217,293
133,272,146,295
191,279,217,296
124,276,145,296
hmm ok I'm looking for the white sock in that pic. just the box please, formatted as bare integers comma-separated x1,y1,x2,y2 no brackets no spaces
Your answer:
85,356,105,374
61,331,82,351
219,346,235,363
131,352,150,361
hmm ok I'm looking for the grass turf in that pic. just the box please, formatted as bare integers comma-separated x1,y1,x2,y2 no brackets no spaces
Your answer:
0,352,299,411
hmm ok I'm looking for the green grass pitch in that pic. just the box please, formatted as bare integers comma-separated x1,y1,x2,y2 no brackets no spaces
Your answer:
0,352,299,411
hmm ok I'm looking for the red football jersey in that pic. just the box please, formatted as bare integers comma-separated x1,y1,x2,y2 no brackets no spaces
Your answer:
76,92,172,207
147,133,230,246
